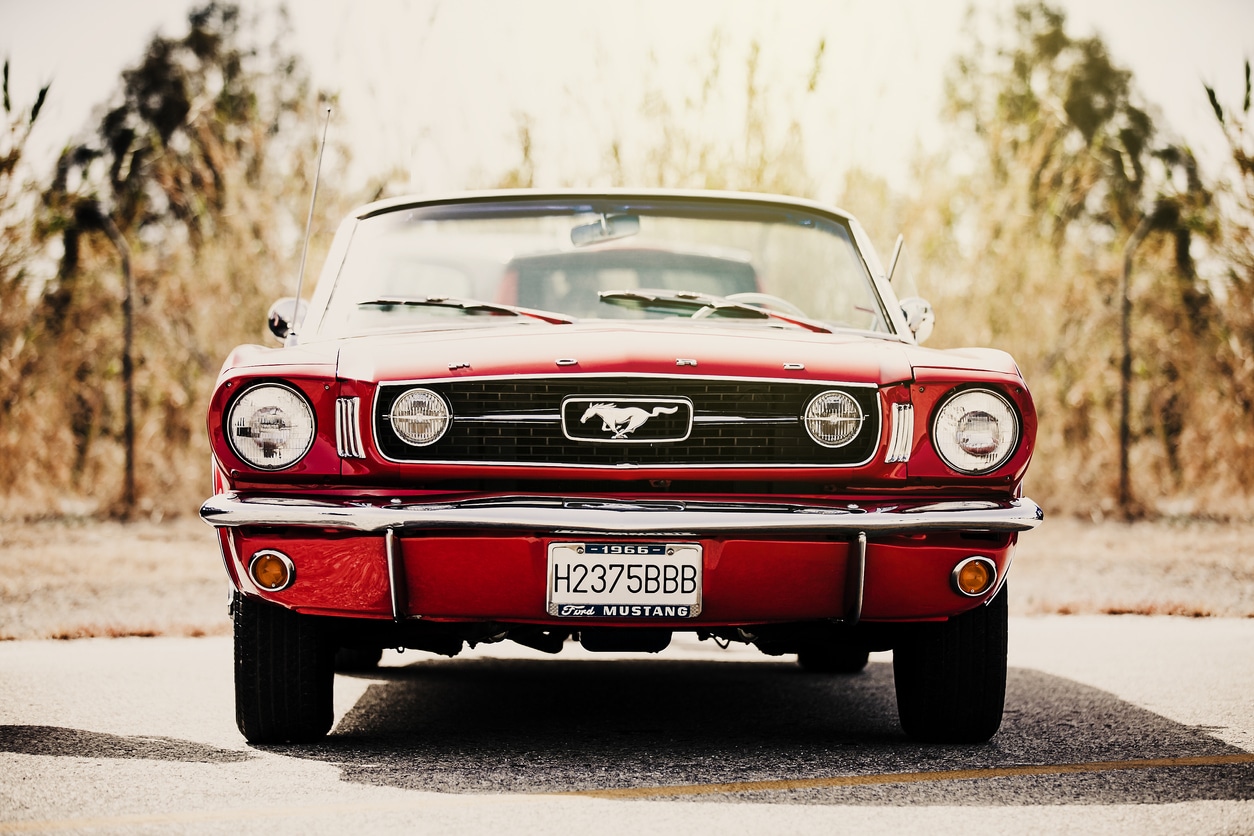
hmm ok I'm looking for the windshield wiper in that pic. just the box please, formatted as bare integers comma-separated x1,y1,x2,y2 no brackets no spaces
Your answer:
357,296,573,324
598,289,833,334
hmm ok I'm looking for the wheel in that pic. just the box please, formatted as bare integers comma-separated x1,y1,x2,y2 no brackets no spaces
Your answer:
233,591,334,744
334,646,383,671
892,585,1008,743
797,644,870,673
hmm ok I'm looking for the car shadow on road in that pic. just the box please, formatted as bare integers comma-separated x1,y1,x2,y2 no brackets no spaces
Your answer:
0,724,251,763
258,658,1253,805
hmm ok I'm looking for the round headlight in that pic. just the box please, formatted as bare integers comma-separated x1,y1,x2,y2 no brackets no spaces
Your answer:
804,390,864,448
227,384,316,470
932,388,1019,474
390,388,450,446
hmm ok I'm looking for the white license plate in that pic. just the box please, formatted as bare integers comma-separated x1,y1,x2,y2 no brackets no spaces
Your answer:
546,542,702,618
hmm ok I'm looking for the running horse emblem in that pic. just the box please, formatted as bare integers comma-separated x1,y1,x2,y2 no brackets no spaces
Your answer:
580,403,679,439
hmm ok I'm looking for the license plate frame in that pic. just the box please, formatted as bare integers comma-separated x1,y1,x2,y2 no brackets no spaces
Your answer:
546,542,702,618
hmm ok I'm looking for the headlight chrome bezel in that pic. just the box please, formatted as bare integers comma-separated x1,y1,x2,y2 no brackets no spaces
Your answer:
389,387,452,446
803,390,865,449
225,382,317,471
932,387,1020,475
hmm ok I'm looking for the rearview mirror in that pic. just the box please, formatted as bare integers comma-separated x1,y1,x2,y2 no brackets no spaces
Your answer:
571,214,641,247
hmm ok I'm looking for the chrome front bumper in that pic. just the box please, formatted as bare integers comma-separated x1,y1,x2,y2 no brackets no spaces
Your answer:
200,493,1043,537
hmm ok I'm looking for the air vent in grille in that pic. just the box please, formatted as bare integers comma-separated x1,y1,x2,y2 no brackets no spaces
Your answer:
374,377,880,467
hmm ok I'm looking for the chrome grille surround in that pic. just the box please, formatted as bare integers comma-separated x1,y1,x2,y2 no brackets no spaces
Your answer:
372,374,882,468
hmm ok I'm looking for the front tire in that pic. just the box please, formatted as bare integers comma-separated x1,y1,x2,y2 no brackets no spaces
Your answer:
892,585,1008,743
233,592,334,744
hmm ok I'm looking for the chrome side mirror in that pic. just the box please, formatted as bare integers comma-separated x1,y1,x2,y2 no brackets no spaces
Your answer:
266,297,309,343
899,297,935,344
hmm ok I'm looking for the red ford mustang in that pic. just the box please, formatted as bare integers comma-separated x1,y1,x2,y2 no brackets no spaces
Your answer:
201,190,1041,744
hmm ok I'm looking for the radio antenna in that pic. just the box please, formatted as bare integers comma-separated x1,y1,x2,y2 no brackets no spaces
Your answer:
287,106,332,346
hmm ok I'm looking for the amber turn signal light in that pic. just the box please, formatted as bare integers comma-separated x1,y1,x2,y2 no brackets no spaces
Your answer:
249,550,295,591
951,556,996,597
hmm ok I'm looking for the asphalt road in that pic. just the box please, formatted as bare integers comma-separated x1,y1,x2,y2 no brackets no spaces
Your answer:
1,616,1252,834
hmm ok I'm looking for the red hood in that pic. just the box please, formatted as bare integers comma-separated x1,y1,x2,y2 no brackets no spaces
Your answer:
332,322,919,386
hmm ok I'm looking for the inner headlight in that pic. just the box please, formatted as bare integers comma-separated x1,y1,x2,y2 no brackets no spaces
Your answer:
227,383,316,470
932,388,1019,474
803,390,864,448
390,388,451,446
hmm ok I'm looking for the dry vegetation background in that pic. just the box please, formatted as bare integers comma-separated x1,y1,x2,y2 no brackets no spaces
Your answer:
1,2,1254,632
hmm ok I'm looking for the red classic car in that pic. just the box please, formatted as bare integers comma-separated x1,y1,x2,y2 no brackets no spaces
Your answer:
201,190,1041,745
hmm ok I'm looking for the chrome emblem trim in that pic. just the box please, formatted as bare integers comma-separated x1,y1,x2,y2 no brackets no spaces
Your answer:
561,396,694,443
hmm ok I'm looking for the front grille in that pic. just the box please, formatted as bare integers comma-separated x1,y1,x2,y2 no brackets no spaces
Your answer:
374,376,881,467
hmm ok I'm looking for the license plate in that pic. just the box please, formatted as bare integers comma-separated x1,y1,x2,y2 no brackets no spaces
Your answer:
546,542,702,618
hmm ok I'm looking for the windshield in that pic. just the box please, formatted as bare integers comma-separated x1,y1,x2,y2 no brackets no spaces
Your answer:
314,198,892,338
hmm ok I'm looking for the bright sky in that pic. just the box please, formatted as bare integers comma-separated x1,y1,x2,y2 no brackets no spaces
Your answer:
2,0,1253,200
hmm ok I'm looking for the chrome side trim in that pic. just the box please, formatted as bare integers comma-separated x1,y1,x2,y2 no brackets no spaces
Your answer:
885,403,914,463
201,493,1044,536
335,397,365,459
844,532,866,625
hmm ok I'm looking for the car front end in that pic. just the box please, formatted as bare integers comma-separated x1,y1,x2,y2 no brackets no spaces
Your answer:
202,191,1041,744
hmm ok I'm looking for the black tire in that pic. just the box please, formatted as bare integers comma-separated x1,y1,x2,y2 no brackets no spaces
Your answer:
797,644,870,673
233,592,334,744
892,585,1008,744
334,646,383,672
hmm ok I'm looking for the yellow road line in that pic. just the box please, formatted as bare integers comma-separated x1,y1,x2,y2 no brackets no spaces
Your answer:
560,752,1254,799
1,753,1251,832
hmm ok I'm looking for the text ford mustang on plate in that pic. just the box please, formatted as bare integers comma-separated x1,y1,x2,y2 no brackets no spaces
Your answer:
200,190,1042,744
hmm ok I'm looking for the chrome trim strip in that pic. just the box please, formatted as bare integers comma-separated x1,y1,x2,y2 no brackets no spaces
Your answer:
202,493,1044,536
458,413,562,423
691,415,798,425
844,532,866,625
456,413,800,425
335,397,366,459
373,371,882,389
885,403,914,463
385,528,407,621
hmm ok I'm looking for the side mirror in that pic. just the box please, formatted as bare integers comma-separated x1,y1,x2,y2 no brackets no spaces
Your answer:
266,297,309,343
899,297,935,344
